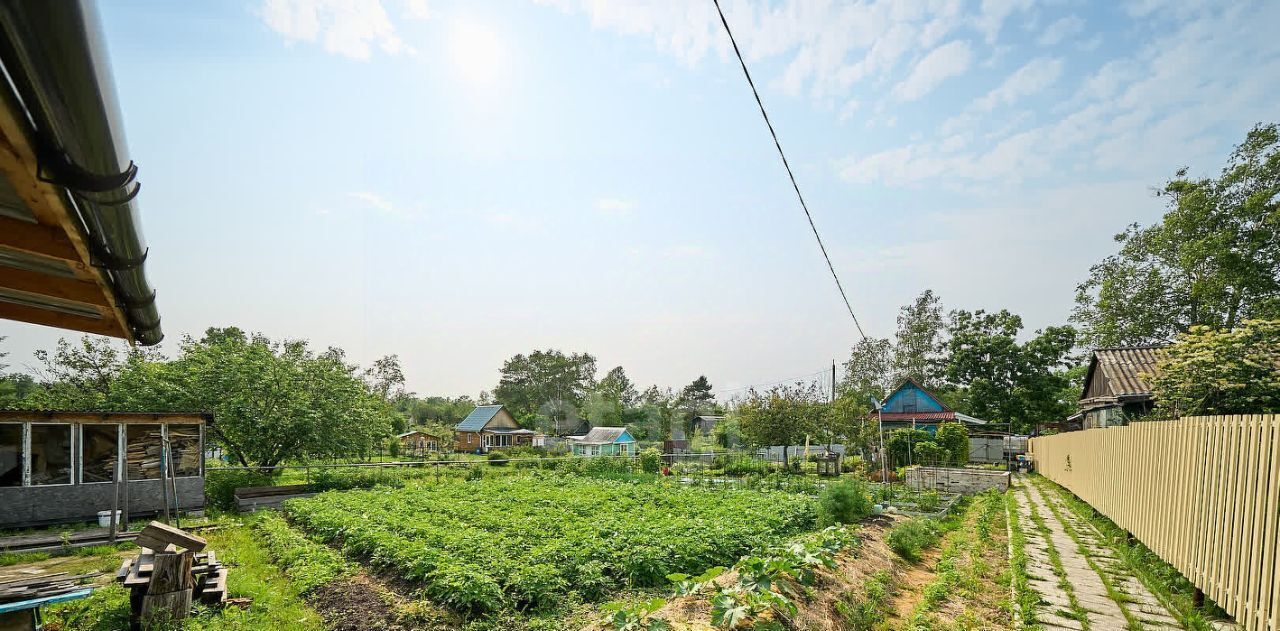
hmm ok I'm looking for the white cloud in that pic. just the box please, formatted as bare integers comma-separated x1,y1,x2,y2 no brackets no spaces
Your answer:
402,0,430,20
973,57,1063,110
973,0,1032,44
258,0,414,60
839,1,1280,190
349,191,418,218
595,198,636,217
1038,15,1085,46
891,40,973,101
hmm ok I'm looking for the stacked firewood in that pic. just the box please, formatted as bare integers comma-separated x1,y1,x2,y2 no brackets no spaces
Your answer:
114,522,228,626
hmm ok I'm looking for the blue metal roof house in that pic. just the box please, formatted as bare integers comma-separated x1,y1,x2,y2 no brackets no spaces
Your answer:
454,405,534,453
570,427,636,457
870,378,987,432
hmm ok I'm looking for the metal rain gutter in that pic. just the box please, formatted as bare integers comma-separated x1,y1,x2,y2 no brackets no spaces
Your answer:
0,0,161,344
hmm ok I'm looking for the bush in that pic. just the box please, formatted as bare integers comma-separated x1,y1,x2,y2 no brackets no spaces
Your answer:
310,468,406,492
487,451,509,466
817,479,873,527
638,448,662,474
465,466,485,481
721,457,771,477
204,470,278,511
886,518,941,562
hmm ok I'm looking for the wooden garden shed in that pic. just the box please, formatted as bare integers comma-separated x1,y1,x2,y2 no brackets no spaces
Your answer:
0,410,209,528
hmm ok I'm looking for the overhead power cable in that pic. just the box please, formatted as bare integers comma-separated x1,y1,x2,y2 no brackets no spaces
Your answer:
711,0,868,342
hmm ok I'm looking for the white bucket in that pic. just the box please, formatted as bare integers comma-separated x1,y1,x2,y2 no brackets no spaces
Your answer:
97,510,122,528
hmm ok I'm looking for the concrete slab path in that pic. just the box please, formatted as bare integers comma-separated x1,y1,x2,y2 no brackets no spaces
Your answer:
1012,474,1183,630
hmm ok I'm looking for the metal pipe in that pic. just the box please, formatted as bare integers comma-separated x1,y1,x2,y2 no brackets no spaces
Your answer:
0,0,161,344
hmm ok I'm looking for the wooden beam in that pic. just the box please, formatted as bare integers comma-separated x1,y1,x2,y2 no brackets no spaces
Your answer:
0,301,124,338
0,265,109,306
0,87,134,343
0,215,81,261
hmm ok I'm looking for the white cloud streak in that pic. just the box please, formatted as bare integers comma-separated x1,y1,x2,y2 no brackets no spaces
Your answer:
258,0,416,60
891,40,973,101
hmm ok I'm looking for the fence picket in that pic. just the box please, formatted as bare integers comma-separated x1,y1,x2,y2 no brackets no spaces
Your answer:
1031,414,1279,631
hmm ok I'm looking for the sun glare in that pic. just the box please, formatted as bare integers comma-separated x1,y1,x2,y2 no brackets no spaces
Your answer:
448,17,506,88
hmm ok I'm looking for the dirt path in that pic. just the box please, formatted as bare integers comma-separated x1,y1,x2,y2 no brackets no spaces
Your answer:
1013,474,1182,630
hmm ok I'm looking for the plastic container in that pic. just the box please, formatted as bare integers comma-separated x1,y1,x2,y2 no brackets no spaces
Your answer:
97,510,122,528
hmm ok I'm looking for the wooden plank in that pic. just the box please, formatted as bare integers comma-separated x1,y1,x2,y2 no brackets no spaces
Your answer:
233,485,310,498
0,216,79,261
137,522,206,553
0,301,121,338
0,266,110,306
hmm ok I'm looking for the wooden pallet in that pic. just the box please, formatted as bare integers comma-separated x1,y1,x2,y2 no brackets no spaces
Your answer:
0,571,99,604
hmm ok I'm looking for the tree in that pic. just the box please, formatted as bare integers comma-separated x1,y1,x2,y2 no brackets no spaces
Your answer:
364,354,406,400
736,382,821,469
493,350,597,426
164,329,396,469
839,336,895,403
598,366,638,408
941,310,1077,434
817,393,870,452
1073,123,1280,347
26,336,157,409
677,375,716,435
1150,319,1280,416
935,422,969,465
894,290,946,386
886,428,931,468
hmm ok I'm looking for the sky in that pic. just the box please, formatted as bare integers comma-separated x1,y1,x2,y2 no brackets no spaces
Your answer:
2,0,1278,399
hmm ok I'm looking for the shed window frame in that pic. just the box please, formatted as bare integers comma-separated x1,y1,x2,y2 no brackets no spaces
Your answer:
0,421,23,488
166,423,203,479
78,423,122,485
28,422,74,487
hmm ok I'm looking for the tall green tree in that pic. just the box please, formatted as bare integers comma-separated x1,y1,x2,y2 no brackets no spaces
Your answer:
678,375,716,434
736,382,821,468
839,336,895,403
493,349,597,425
894,289,946,386
1150,319,1280,416
941,310,1077,433
1073,123,1280,347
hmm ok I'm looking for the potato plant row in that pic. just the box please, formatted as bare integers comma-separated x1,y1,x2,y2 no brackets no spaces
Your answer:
283,476,816,613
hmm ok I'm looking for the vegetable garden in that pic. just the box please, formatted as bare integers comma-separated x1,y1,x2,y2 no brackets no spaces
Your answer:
282,475,817,613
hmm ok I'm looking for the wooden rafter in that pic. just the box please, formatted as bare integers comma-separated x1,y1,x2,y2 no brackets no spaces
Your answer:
0,82,131,340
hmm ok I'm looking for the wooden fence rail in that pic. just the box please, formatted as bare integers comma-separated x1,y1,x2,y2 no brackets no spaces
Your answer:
1030,415,1280,631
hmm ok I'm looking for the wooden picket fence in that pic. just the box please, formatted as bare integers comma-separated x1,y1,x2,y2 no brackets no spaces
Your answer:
1030,415,1280,631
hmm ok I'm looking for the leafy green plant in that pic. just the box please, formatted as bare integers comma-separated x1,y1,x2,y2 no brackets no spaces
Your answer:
204,469,278,511
601,597,669,631
886,518,941,562
286,476,815,613
638,447,662,474
666,566,725,596
255,512,351,594
816,479,873,527
309,467,406,492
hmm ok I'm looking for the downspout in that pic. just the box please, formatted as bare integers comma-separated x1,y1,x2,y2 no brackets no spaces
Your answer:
0,0,161,344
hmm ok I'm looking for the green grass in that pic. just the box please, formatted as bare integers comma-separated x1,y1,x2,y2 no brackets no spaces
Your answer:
836,569,894,629
886,518,942,562
1004,488,1040,626
1021,483,1091,628
906,491,1010,629
44,517,325,631
254,513,351,594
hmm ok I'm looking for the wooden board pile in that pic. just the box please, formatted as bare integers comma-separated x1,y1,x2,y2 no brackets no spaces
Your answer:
114,522,226,625
0,571,97,605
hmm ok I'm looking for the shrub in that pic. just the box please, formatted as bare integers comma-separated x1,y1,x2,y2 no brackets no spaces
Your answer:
722,457,771,477
487,451,509,466
465,466,485,481
309,468,406,492
638,448,662,474
204,469,278,511
817,479,873,527
886,518,941,562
